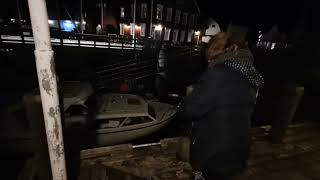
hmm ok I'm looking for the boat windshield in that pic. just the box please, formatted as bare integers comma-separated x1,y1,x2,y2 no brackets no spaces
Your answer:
127,98,141,105
97,118,126,128
148,104,156,119
124,116,153,126
65,104,88,116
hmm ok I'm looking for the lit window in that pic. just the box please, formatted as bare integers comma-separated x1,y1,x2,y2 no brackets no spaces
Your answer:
187,29,194,42
172,29,179,42
130,23,134,35
182,13,188,25
174,10,181,24
154,24,163,40
141,3,147,18
164,28,171,41
119,23,124,35
140,23,146,37
120,7,125,18
156,4,164,20
271,43,276,50
180,30,186,42
166,8,173,22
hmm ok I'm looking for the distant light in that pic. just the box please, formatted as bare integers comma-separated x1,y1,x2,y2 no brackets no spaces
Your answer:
258,34,262,39
271,43,276,50
83,21,86,25
10,18,16,23
61,20,76,32
75,21,79,25
135,25,141,29
48,20,54,25
155,24,163,31
259,31,262,34
195,31,200,36
124,24,131,29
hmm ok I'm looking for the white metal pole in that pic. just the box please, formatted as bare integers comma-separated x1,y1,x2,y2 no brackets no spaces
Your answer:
132,0,136,39
26,0,67,180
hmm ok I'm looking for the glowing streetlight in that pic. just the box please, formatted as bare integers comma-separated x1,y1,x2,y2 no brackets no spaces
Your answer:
195,31,201,45
124,24,131,29
48,20,54,25
155,24,163,31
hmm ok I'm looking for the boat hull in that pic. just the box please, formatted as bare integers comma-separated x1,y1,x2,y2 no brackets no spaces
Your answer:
94,118,171,146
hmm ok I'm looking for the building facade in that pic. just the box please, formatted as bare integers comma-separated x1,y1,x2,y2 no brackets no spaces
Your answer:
94,0,200,44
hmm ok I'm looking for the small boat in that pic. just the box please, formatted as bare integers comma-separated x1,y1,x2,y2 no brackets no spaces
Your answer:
93,94,177,146
62,82,177,146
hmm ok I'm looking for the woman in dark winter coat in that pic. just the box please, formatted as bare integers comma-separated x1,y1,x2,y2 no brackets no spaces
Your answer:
180,32,263,180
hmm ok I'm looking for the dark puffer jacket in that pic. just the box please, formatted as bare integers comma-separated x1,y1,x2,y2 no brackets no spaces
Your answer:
180,52,261,176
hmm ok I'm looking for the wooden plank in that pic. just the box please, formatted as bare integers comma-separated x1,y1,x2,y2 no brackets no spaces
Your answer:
80,144,132,159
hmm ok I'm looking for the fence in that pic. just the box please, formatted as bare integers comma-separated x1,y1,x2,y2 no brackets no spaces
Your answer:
0,27,158,51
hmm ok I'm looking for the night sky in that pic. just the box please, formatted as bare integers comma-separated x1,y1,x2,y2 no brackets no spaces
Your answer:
200,1,304,30
0,0,311,33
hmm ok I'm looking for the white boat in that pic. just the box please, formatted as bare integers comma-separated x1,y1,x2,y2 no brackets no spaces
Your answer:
62,82,177,146
94,94,177,146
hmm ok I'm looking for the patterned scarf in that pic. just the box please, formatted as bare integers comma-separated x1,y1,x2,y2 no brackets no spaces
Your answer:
209,49,264,89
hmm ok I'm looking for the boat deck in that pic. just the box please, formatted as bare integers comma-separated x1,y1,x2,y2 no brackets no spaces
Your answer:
79,123,320,180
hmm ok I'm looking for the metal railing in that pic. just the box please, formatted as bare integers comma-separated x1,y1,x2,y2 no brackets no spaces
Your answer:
0,27,157,50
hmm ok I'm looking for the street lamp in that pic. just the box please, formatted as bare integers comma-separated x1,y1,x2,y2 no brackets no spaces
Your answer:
48,20,54,25
195,31,200,45
155,24,163,31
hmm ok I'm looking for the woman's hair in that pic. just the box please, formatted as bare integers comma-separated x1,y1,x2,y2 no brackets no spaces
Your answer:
207,32,247,60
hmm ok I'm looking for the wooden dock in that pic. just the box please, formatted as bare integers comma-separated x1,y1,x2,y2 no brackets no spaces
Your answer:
79,123,320,180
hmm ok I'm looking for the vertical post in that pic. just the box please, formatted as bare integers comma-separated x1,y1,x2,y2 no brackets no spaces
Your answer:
26,0,67,180
78,35,81,46
122,37,124,49
16,0,22,26
55,0,63,45
101,0,104,31
108,36,111,48
16,0,25,43
196,35,199,46
149,0,153,37
132,0,136,40
80,0,84,34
